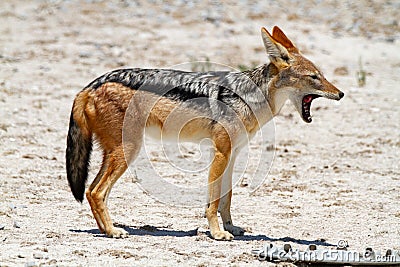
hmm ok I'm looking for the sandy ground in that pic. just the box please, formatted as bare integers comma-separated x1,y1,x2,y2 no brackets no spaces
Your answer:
0,1,399,266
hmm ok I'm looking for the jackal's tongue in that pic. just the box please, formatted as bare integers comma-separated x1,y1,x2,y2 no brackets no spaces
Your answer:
303,95,313,104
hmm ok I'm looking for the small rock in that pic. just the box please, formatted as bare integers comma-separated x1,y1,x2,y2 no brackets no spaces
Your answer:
334,66,349,76
33,253,43,259
25,262,37,267
385,37,395,43
13,221,21,228
0,224,5,230
240,182,248,187
47,259,57,265
79,51,92,58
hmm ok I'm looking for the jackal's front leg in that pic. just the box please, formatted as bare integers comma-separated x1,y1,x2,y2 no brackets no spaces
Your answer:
219,151,245,236
206,140,234,241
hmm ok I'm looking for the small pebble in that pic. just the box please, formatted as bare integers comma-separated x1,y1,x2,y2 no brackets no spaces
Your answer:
33,253,43,259
25,262,37,267
0,224,5,230
79,51,92,58
13,221,21,228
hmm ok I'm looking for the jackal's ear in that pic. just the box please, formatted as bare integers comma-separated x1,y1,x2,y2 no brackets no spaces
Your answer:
261,27,290,69
272,26,299,53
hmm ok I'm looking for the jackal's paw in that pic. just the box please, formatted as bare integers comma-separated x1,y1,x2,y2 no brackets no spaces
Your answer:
107,227,129,238
212,230,234,241
224,224,245,236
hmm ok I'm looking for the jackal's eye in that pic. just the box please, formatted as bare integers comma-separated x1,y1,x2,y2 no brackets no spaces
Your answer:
309,74,319,80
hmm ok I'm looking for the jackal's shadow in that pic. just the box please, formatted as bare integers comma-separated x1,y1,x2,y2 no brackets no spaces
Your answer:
70,224,198,238
70,224,335,246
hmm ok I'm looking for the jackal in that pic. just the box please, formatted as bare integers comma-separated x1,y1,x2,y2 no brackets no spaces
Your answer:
66,26,344,240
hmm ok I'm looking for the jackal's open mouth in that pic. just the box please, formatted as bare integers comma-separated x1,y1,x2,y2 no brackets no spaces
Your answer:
302,94,320,123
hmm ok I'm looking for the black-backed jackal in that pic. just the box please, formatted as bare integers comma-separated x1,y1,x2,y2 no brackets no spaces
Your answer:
66,26,344,240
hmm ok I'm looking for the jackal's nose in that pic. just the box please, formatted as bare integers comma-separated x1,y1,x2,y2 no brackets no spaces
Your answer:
338,91,344,99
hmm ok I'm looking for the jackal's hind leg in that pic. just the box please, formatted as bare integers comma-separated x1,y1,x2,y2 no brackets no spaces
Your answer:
86,153,109,233
86,147,129,238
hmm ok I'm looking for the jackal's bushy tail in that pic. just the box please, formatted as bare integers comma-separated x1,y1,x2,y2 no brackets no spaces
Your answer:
66,91,92,202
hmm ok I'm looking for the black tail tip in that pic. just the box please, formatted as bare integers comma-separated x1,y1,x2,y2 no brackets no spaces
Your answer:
71,187,85,203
